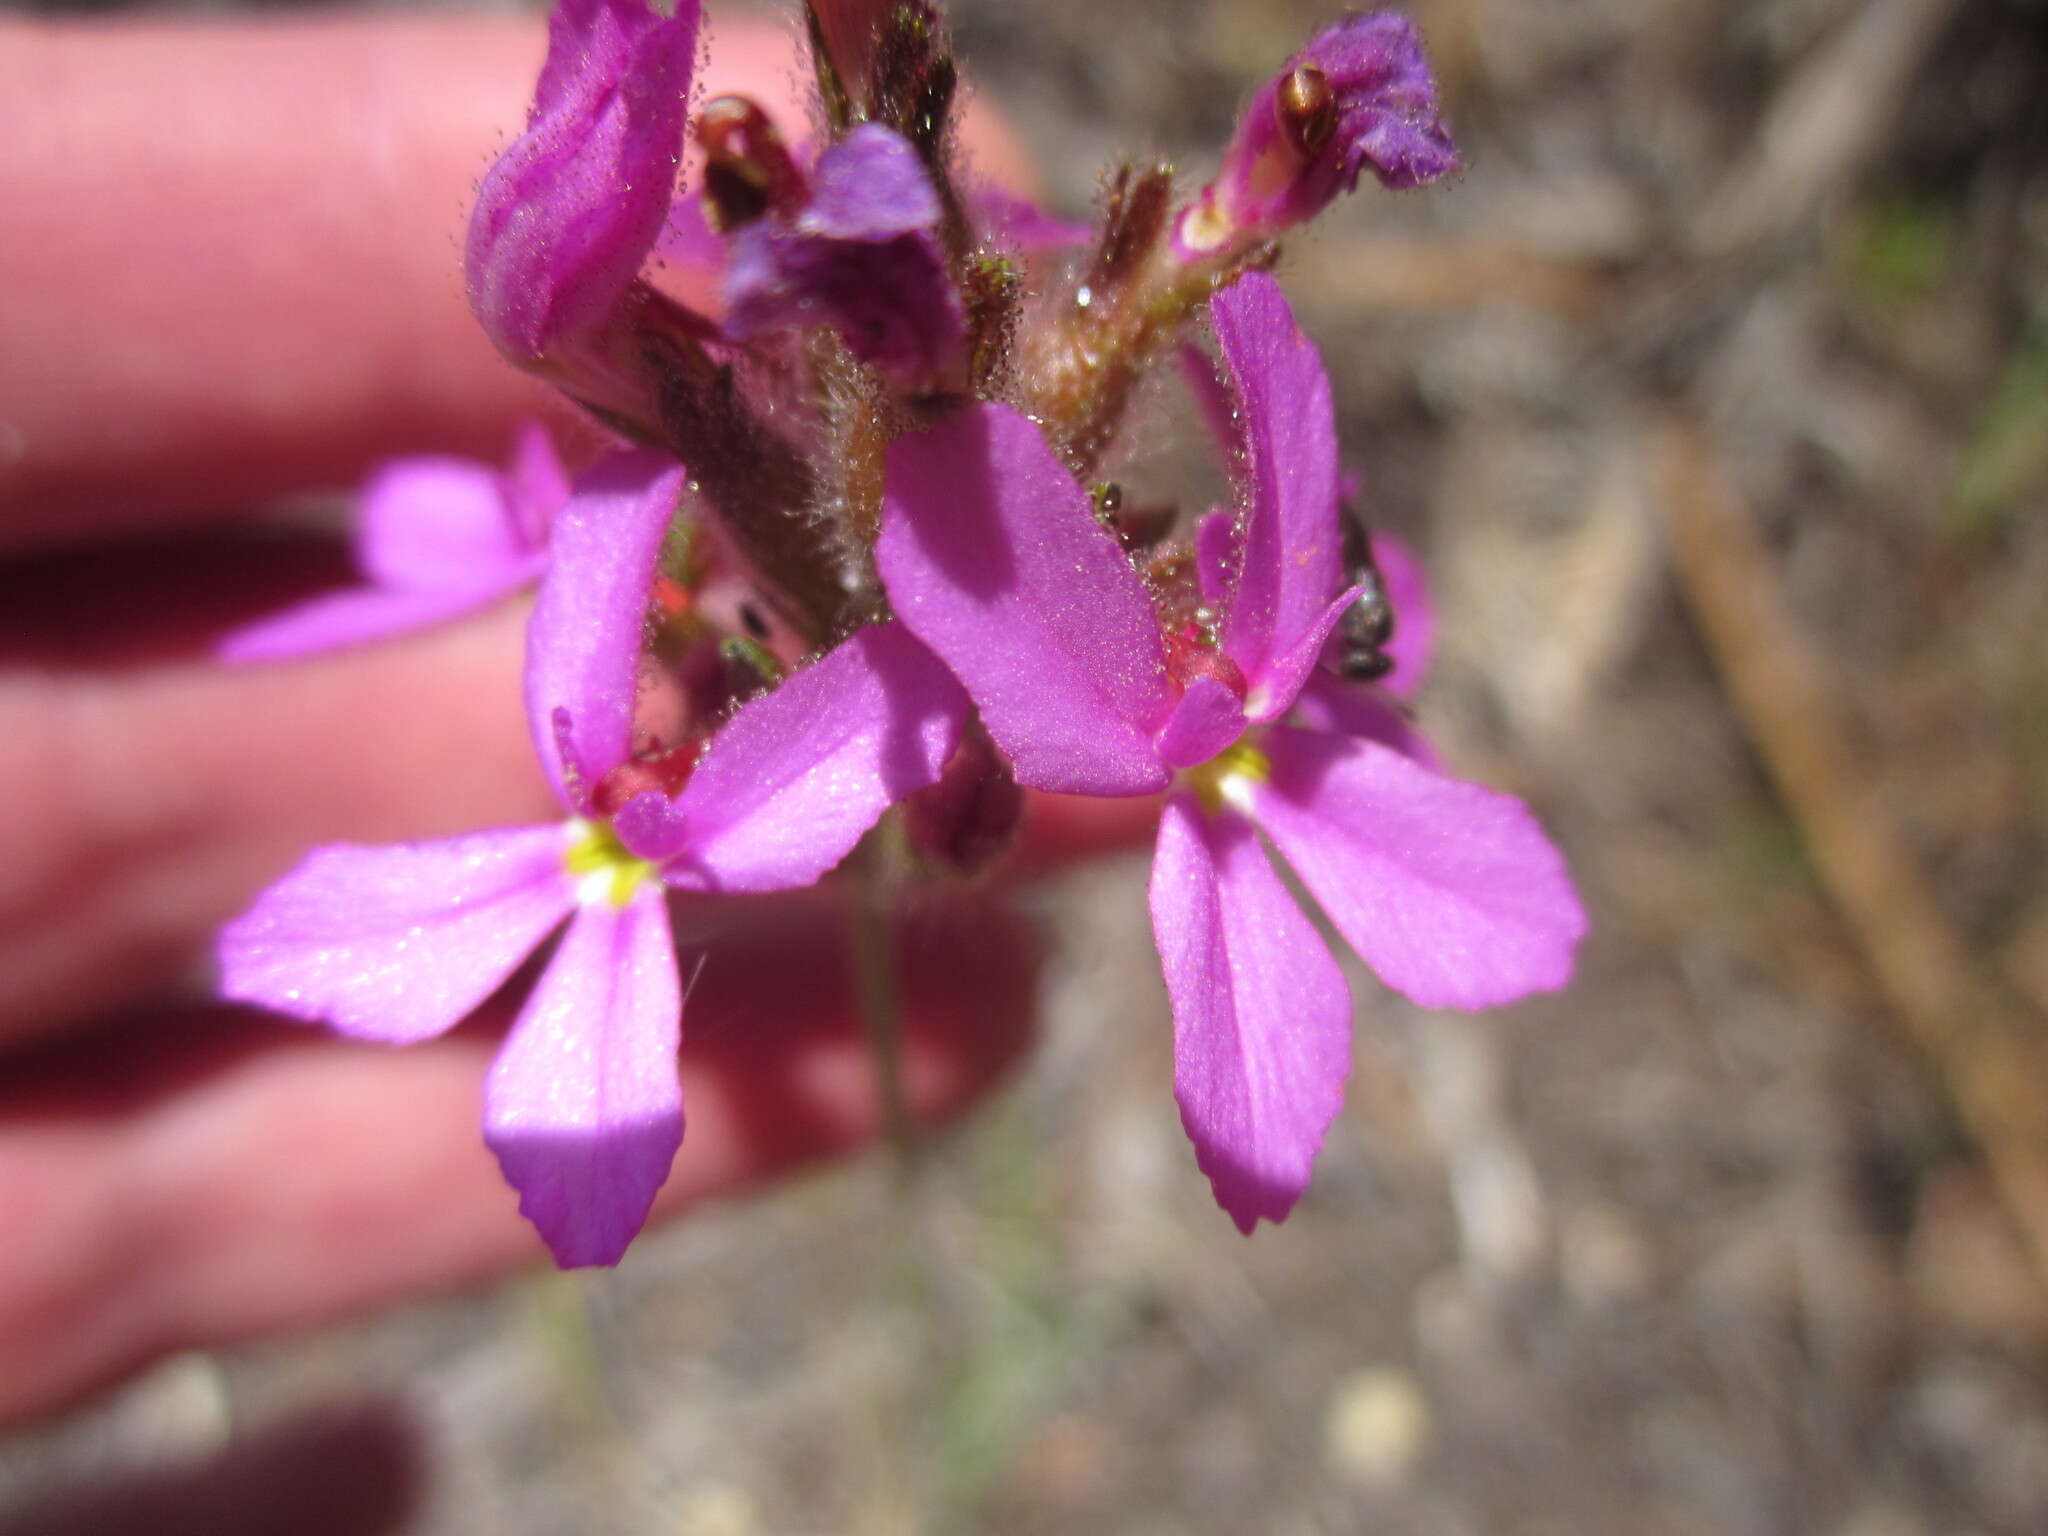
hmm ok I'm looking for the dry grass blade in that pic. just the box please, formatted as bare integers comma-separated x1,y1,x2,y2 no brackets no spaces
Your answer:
1692,0,1963,255
1656,412,2048,1292
1286,237,1613,319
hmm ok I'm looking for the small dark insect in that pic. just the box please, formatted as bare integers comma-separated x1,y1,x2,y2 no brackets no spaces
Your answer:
1276,65,1338,158
1094,481,1176,551
1335,512,1397,683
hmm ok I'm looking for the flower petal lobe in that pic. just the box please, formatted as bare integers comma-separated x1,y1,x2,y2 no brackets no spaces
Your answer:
485,885,683,1268
218,827,576,1043
524,451,684,808
659,623,967,890
1211,273,1344,711
1253,729,1585,1009
877,403,1172,795
1151,794,1353,1232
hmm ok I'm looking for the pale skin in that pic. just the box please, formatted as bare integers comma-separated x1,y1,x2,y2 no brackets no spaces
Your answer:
0,14,1148,1428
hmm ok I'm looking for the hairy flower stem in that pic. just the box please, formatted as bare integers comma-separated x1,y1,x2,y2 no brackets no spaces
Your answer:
1024,281,1186,478
1023,167,1278,479
839,387,894,551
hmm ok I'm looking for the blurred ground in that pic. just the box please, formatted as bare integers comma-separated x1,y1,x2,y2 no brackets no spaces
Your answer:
6,0,2048,1531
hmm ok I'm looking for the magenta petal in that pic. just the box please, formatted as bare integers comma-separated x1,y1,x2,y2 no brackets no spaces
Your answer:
1211,274,1345,710
1180,340,1241,461
1303,11,1461,192
221,427,565,663
484,885,682,1268
799,124,942,240
524,451,684,809
1289,672,1439,769
877,403,1172,795
1188,10,1459,249
1156,677,1247,769
653,191,729,288
218,827,576,1043
724,223,968,390
1253,728,1586,1010
505,419,574,549
357,458,536,591
969,184,1091,253
465,0,700,361
655,623,967,890
722,125,967,388
1194,509,1237,605
217,581,531,663
1248,582,1363,722
1150,794,1353,1233
1181,340,1244,608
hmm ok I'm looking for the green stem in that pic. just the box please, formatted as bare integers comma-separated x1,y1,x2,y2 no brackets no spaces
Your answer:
852,821,917,1179
522,1270,615,1437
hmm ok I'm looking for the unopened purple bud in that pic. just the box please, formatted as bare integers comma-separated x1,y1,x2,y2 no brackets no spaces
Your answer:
798,122,946,240
1178,11,1458,256
723,124,968,392
466,0,701,363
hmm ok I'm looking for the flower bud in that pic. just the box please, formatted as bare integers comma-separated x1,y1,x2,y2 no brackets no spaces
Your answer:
465,0,701,364
696,95,810,233
723,124,968,393
1178,11,1458,257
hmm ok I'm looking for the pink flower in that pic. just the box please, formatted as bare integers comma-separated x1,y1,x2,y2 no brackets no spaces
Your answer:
875,272,1583,1231
1178,11,1459,257
218,422,569,662
221,453,968,1265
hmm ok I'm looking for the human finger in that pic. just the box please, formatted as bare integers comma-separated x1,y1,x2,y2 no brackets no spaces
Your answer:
0,15,1034,548
0,513,1145,1045
0,888,1038,1427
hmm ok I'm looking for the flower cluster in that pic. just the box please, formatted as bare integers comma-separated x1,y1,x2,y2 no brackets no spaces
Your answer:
219,0,1584,1263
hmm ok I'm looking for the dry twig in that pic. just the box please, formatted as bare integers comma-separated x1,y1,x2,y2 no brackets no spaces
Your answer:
1692,0,1963,254
1656,413,2048,1291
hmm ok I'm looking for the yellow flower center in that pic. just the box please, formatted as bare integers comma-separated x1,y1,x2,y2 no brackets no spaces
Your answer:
1182,739,1271,816
563,818,658,908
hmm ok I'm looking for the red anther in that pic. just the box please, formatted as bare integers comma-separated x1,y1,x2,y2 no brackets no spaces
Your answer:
651,575,695,621
1164,629,1247,701
591,740,705,817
